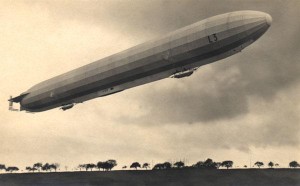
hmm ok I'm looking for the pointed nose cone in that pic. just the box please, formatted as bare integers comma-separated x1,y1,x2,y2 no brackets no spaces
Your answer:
265,13,272,26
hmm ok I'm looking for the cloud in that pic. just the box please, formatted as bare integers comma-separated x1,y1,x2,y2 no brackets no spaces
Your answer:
111,0,300,125
143,84,300,153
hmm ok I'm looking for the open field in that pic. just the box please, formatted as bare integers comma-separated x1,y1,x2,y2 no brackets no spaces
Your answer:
0,169,299,186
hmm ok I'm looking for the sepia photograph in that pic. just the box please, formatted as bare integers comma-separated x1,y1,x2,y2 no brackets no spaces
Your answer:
1,0,299,185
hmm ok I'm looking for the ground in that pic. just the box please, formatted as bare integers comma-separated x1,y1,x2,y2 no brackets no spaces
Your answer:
0,169,299,186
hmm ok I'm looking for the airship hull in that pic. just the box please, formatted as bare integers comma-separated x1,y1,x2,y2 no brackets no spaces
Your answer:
11,10,271,112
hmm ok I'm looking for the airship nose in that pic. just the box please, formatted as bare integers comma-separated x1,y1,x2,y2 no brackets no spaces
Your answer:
265,13,272,26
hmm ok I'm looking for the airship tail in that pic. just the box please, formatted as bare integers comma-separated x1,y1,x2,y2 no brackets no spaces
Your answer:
8,93,29,111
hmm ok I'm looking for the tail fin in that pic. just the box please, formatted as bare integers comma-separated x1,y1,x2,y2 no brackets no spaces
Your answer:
8,93,29,111
9,96,18,111
8,93,29,103
9,96,14,110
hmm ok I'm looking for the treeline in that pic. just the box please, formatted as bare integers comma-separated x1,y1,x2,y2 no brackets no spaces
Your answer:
127,159,300,170
78,160,117,171
0,160,299,173
253,161,300,169
132,159,233,170
26,163,59,172
0,164,19,173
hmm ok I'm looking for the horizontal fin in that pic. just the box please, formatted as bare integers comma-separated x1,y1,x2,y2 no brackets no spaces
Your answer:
8,93,29,103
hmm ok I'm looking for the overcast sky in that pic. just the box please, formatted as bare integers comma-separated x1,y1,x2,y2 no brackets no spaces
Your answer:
1,0,299,171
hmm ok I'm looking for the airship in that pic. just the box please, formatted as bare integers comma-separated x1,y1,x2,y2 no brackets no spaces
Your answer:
9,10,272,112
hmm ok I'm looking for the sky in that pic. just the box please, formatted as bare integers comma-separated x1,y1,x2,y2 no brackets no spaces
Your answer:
0,0,299,171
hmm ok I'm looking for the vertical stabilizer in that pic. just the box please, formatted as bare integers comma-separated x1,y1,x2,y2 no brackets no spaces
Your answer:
9,96,19,111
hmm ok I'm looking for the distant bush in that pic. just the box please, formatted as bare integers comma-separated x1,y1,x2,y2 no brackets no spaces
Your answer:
153,162,172,170
130,162,141,170
268,162,274,168
142,163,150,170
95,160,117,171
33,163,42,172
0,164,6,171
254,162,264,169
81,164,96,171
289,161,299,168
40,163,59,172
192,159,223,169
6,167,19,173
26,167,37,172
153,163,164,170
221,161,233,169
174,161,185,169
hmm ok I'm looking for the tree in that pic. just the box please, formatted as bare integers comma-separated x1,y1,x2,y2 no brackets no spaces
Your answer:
192,159,218,169
289,161,300,168
42,163,51,172
26,167,32,172
90,164,96,171
153,163,164,170
203,159,218,169
6,167,19,173
142,163,150,170
153,162,173,170
97,162,104,171
26,166,37,172
221,161,233,169
99,160,117,171
81,164,90,171
193,161,204,168
0,164,6,172
78,164,85,171
162,162,172,169
244,165,247,168
174,161,185,169
254,161,264,168
101,162,109,171
106,160,117,171
215,162,222,169
275,163,279,168
49,163,59,172
122,166,127,169
130,162,141,170
86,164,96,171
33,163,43,172
268,161,274,168
54,163,60,172
204,159,213,168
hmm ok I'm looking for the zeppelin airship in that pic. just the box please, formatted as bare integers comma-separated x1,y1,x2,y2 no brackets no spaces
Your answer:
9,10,272,112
